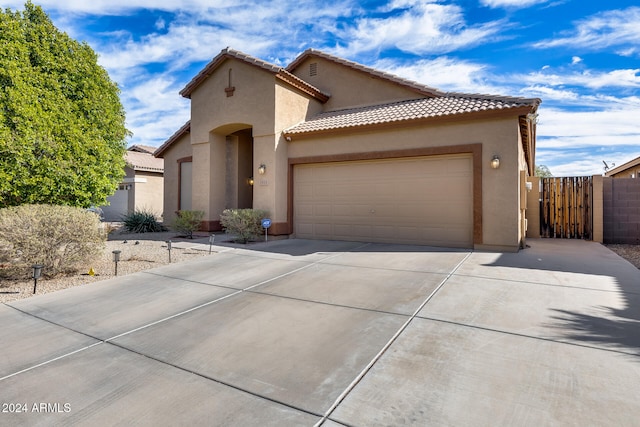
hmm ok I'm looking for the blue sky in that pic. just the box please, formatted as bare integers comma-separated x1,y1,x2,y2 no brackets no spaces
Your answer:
3,0,639,176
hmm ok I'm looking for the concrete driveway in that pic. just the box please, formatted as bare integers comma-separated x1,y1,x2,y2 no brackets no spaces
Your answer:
1,238,639,426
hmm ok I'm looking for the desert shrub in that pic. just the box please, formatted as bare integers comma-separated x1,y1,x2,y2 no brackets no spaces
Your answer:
172,210,204,238
219,209,268,243
122,208,167,233
0,204,105,278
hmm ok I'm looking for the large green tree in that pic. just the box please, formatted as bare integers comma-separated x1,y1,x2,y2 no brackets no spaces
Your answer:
0,2,128,208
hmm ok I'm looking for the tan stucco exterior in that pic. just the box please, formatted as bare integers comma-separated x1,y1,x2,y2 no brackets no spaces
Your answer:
159,125,192,224
604,155,640,178
156,48,540,251
102,149,164,221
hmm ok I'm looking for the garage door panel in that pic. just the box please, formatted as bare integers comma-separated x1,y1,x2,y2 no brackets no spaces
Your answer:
294,155,473,247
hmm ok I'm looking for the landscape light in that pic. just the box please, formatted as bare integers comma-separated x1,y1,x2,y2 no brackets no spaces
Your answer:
32,264,43,294
112,250,121,276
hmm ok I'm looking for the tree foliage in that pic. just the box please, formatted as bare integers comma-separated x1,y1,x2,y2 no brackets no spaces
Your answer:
535,164,553,177
0,2,128,208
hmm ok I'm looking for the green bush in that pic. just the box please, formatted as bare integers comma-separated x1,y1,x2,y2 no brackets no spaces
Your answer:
0,204,105,278
172,210,204,238
219,209,268,243
122,209,167,233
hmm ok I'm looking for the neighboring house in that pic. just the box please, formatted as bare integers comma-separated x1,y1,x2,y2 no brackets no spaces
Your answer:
155,48,540,251
101,145,164,221
604,156,640,178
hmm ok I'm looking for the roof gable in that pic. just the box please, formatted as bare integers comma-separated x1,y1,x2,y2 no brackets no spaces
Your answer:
180,48,329,102
128,144,156,154
287,49,444,99
605,155,640,177
154,120,190,158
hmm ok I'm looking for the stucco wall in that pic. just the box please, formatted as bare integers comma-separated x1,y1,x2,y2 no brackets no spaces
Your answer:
288,115,523,251
187,61,323,230
160,132,192,224
290,56,423,111
132,171,164,219
190,59,277,143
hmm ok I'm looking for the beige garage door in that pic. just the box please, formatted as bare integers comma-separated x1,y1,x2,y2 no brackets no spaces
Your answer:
293,154,473,247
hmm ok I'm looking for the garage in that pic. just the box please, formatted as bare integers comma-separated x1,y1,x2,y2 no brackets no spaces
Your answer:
293,154,473,247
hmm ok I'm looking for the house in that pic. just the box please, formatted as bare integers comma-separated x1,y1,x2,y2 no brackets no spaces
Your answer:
101,145,164,221
604,155,640,178
155,48,540,251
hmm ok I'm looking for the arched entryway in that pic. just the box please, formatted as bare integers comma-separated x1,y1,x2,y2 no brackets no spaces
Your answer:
224,127,253,209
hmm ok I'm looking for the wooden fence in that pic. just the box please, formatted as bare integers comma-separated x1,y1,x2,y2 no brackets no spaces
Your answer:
540,176,593,239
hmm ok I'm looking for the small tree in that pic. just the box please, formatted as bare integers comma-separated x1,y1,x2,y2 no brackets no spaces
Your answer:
172,210,204,239
220,209,268,243
0,2,129,208
535,165,553,177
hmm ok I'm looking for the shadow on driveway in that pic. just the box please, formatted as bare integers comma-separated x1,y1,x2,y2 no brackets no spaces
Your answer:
482,238,640,356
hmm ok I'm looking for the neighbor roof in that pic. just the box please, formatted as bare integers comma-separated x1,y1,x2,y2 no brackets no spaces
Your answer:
283,94,540,136
604,155,640,177
126,150,164,173
180,48,329,102
128,144,157,154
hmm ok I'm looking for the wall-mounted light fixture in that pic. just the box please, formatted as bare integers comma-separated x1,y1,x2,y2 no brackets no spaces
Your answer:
258,164,266,175
490,155,500,169
248,177,254,186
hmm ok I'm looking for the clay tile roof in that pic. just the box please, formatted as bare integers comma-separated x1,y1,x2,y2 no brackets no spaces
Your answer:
283,94,541,136
126,150,164,173
128,144,157,154
180,48,329,102
287,48,445,98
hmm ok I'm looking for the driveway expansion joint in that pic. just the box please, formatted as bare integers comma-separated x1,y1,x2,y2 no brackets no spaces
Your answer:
315,250,474,426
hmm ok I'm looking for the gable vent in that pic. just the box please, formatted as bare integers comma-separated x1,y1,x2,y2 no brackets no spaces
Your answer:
309,62,318,76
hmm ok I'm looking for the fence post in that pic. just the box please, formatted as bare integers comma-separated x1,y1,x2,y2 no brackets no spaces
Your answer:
592,175,604,243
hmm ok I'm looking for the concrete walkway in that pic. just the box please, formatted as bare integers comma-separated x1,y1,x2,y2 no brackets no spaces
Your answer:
1,238,639,426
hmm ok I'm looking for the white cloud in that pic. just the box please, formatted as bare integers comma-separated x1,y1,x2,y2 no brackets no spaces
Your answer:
537,107,640,149
480,0,549,8
0,0,239,15
535,147,640,177
571,56,582,64
155,17,166,30
517,68,640,91
335,3,505,56
533,7,640,51
373,57,499,94
120,75,190,145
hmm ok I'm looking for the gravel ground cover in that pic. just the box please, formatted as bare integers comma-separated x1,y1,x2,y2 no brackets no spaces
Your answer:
605,244,640,269
0,227,217,303
2,233,639,304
